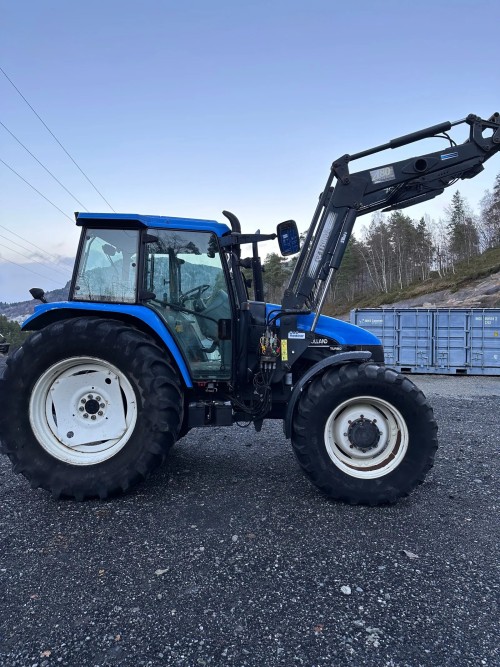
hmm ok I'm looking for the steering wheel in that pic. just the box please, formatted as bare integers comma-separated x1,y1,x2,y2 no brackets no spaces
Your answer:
180,284,210,306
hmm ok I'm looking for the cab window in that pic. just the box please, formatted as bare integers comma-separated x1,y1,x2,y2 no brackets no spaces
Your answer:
73,228,139,303
143,230,232,380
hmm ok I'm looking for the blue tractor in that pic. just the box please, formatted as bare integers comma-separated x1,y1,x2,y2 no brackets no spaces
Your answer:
1,113,498,503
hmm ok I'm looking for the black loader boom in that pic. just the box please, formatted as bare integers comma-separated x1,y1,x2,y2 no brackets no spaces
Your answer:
282,113,500,323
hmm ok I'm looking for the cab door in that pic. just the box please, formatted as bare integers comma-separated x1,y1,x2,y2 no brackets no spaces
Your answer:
143,229,233,380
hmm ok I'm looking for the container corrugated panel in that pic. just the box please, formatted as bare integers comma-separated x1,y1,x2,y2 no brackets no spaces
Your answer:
350,308,500,375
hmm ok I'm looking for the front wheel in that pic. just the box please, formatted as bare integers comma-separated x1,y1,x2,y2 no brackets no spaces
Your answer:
0,318,183,500
291,363,438,505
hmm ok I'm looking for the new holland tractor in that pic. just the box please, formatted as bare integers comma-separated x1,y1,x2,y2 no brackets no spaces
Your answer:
1,113,498,504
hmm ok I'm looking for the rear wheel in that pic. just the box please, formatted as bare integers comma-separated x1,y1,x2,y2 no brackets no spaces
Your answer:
291,363,438,505
0,318,183,500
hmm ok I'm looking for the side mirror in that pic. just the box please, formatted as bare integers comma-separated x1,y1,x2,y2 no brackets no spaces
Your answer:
30,287,47,303
277,220,300,256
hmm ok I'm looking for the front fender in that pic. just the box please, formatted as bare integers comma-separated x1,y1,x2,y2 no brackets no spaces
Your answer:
283,351,372,439
22,302,193,388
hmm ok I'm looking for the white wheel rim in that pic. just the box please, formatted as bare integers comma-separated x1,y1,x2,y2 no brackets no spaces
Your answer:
324,396,409,479
29,356,138,466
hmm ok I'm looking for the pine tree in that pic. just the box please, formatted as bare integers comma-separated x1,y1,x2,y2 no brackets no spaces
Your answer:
446,191,479,264
263,253,291,303
482,173,500,247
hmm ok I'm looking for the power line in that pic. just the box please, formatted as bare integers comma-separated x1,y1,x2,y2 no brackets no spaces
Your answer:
0,222,73,266
0,252,65,287
0,241,70,283
0,233,71,278
0,119,89,211
0,66,115,212
0,157,73,221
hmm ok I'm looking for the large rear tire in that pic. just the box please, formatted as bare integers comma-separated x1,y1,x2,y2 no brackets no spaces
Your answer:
291,363,438,505
0,318,183,500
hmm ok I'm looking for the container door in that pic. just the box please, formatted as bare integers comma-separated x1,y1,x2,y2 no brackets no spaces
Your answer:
470,310,500,373
433,310,468,370
397,310,432,368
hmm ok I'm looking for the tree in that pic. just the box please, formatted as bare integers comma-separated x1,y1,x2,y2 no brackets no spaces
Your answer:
262,253,292,303
414,217,434,281
481,173,500,248
360,214,394,293
0,315,31,348
332,237,366,303
388,212,420,289
446,191,479,264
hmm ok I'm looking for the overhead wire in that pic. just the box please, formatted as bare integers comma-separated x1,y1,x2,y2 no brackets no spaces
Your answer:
0,157,74,221
0,234,71,278
0,253,65,287
0,120,89,211
0,241,70,284
0,66,115,212
0,222,73,265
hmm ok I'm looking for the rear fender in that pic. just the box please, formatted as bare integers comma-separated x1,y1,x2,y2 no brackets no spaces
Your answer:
22,302,193,388
283,351,372,438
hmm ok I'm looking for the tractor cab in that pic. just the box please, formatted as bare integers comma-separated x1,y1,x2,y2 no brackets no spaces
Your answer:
71,216,236,382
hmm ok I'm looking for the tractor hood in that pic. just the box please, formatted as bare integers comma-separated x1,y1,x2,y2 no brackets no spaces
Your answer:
265,304,381,346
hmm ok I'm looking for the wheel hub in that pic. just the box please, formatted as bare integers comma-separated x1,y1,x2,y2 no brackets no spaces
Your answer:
84,398,100,415
347,416,380,451
78,393,107,421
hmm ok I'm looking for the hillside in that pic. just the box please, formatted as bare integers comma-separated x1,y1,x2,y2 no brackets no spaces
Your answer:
331,246,500,318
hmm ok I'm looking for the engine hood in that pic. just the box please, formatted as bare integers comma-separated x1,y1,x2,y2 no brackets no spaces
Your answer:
265,304,381,346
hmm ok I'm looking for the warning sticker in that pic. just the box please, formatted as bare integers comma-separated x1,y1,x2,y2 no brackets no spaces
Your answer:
281,340,288,361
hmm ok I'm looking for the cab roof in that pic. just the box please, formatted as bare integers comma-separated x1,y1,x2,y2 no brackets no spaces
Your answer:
75,212,231,237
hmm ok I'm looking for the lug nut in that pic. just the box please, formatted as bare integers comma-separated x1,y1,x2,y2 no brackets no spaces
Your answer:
99,403,105,408
83,414,89,419
98,411,103,416
91,415,96,421
88,394,94,399
81,399,86,404
79,407,84,412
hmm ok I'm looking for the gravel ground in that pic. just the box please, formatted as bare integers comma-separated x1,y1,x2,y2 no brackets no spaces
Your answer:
0,371,499,667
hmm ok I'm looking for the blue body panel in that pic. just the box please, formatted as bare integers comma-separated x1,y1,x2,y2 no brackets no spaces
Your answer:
22,302,194,387
266,304,381,346
76,212,231,237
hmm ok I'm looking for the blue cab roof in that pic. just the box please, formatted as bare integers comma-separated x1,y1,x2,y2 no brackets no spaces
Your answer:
76,212,231,237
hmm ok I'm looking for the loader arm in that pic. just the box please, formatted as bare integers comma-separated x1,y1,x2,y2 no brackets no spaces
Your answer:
282,113,500,328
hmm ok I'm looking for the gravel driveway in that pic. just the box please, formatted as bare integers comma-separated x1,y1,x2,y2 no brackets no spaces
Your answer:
0,371,498,667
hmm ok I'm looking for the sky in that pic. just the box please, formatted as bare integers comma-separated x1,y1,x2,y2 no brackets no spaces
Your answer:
1,0,499,302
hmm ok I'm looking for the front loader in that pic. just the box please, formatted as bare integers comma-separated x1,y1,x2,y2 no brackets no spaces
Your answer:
1,113,498,504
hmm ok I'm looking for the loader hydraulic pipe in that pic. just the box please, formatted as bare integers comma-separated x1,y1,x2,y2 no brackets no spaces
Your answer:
349,119,462,161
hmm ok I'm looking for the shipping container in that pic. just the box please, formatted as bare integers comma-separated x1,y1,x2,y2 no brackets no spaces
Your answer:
350,308,500,375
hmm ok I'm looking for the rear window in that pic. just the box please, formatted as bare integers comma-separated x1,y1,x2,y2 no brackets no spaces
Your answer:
73,228,139,303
